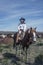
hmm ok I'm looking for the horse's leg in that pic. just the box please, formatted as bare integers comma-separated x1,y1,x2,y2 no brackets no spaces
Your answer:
17,44,20,57
21,46,27,62
13,33,17,48
24,47,27,63
16,33,19,43
15,45,17,55
13,33,18,55
19,45,24,61
13,40,16,49
19,42,22,56
13,41,18,56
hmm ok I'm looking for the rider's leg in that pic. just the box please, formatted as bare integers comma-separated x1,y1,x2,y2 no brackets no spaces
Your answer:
16,31,21,42
16,33,19,43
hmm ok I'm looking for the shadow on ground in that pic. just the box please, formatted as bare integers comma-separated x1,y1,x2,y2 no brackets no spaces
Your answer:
3,53,20,65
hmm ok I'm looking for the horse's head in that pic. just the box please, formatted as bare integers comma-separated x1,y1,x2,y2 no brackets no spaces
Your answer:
29,27,37,42
30,27,36,33
26,28,37,42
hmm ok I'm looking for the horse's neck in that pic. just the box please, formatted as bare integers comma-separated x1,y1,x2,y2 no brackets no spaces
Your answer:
24,32,29,39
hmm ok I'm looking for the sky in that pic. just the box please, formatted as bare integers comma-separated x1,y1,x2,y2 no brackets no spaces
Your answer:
0,0,43,32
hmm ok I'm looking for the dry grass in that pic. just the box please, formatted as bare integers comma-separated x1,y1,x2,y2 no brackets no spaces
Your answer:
0,38,43,65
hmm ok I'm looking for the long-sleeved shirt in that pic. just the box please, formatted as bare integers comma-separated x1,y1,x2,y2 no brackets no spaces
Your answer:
18,23,27,32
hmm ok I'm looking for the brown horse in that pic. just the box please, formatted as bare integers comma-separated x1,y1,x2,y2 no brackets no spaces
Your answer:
13,28,36,62
13,29,33,50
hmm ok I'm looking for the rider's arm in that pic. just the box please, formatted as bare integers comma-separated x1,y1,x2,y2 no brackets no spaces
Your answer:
18,24,21,31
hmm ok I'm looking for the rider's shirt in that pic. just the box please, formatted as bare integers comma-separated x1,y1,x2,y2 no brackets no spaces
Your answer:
18,23,27,32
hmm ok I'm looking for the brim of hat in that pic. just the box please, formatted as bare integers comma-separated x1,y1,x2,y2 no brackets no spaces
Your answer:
20,19,25,21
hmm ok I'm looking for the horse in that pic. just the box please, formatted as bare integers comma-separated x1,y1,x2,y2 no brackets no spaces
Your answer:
13,27,37,48
13,28,37,62
13,29,33,50
13,29,33,61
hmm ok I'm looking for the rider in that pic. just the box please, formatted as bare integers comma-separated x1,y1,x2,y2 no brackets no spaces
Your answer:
16,17,27,42
18,17,27,34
